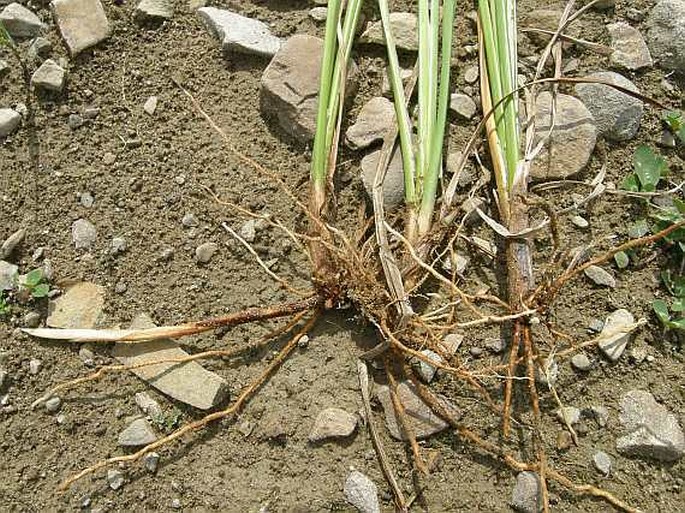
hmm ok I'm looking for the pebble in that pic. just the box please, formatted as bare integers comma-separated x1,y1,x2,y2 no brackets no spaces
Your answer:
67,113,83,130
110,237,127,255
511,471,541,513
645,0,685,74
485,338,505,354
143,96,158,116
181,213,199,228
598,309,635,362
71,219,97,250
607,22,653,70
308,7,327,21
556,431,573,450
617,390,684,461
103,152,116,165
28,358,42,375
530,92,596,181
46,282,106,329
449,93,477,120
584,265,616,288
239,220,256,243
28,37,52,60
556,406,581,425
143,452,160,473
135,392,163,421
463,65,479,84
0,228,25,260
575,72,643,142
0,108,21,137
570,215,589,228
629,345,648,364
381,66,412,96
52,0,111,55
23,311,41,328
118,418,158,447
536,357,558,387
45,396,62,413
135,0,173,20
31,59,67,93
78,345,95,366
438,333,463,356
79,191,94,207
416,349,442,383
345,96,396,150
114,282,127,294
360,12,418,51
0,260,18,290
107,469,124,490
571,353,592,372
159,248,174,261
308,407,358,442
593,451,612,476
344,471,380,513
197,7,282,56
360,147,404,209
171,498,182,509
195,242,218,264
0,3,44,38
587,405,609,428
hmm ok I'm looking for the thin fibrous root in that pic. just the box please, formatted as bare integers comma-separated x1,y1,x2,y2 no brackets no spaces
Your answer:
23,297,319,343
56,312,320,492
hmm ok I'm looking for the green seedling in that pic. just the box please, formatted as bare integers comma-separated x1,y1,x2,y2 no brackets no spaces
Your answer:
21,268,50,299
622,145,668,193
663,110,685,146
653,271,685,331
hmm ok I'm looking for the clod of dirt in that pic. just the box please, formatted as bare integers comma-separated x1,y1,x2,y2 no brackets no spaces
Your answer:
360,12,418,51
345,96,396,150
52,0,111,55
343,470,380,513
607,22,653,71
197,7,282,57
511,471,542,513
47,282,106,329
118,418,159,448
0,3,44,38
308,407,358,443
597,309,635,362
0,108,21,138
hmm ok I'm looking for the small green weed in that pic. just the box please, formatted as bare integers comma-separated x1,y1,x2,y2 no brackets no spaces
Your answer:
21,268,50,299
663,110,685,146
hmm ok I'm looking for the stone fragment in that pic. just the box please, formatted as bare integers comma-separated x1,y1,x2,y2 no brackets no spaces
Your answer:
107,469,124,490
344,471,380,513
345,97,395,150
0,108,21,137
28,37,52,60
593,451,612,475
143,96,158,116
308,407,358,442
616,390,684,461
571,353,592,372
118,418,158,447
463,65,478,84
45,396,62,413
52,0,111,55
181,213,198,228
530,92,596,181
511,471,541,513
144,452,160,473
587,405,610,428
570,215,589,228
197,7,281,56
584,265,616,288
449,93,476,120
195,242,218,263
31,59,66,93
608,22,652,70
112,313,230,410
29,359,42,375
136,0,173,20
309,7,327,21
376,380,458,440
0,228,24,260
0,260,18,290
239,220,256,242
135,392,163,421
416,349,442,383
521,10,579,47
0,60,9,78
381,66,412,96
110,237,127,255
645,0,685,73
46,282,106,329
360,12,418,51
71,218,97,250
556,406,581,425
23,311,41,328
0,3,44,38
360,147,404,210
438,333,463,356
597,309,635,362
575,72,643,142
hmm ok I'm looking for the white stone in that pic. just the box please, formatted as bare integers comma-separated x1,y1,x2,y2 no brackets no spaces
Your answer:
597,309,635,362
308,407,357,442
52,0,111,55
71,218,97,250
0,108,21,137
197,7,282,57
416,349,442,383
0,3,44,38
47,282,106,329
118,418,158,447
143,96,158,116
31,59,66,93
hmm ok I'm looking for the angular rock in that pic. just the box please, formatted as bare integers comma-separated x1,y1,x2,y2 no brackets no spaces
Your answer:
438,333,463,356
575,72,643,142
52,0,110,55
360,146,404,210
360,12,418,51
376,380,458,440
143,452,160,473
195,242,218,263
29,358,42,375
645,0,685,73
118,418,158,447
556,406,581,425
0,108,21,137
521,10,579,47
31,59,66,93
47,282,106,329
608,22,652,70
344,471,380,513
136,0,173,20
616,390,684,461
28,37,52,60
107,469,124,490
0,3,44,38
584,265,616,288
597,309,635,362
197,7,281,57
135,392,163,421
143,96,158,116
261,34,356,142
308,7,327,22
449,93,477,120
416,349,442,383
345,97,395,150
112,313,230,410
308,407,358,442
71,218,97,250
593,451,612,475
530,92,596,181
511,471,541,513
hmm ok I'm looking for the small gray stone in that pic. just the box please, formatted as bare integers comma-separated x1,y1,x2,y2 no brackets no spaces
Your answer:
29,358,42,375
416,349,442,383
143,96,158,116
0,228,25,260
593,451,612,475
0,108,21,137
45,396,62,413
23,311,41,328
78,344,95,366
198,7,282,56
0,260,18,290
181,213,199,228
135,0,173,20
536,358,558,387
28,37,52,60
587,405,610,427
360,147,404,210
608,22,652,70
31,59,66,93
110,237,127,255
346,97,395,150
195,242,218,264
463,65,479,84
143,452,160,473
118,418,158,447
67,113,83,130
571,353,592,371
0,3,44,38
308,7,327,21
239,220,256,243
575,72,643,142
344,471,380,513
645,0,685,73
570,215,589,228
449,93,476,120
171,498,182,510
360,12,418,51
584,265,616,288
71,219,97,250
135,392,163,421
598,309,635,362
107,469,124,490
485,338,505,354
52,0,111,55
79,191,94,207
308,407,358,442
511,471,541,513
438,333,463,356
556,406,581,425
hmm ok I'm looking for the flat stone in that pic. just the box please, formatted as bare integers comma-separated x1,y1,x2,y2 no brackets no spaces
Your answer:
521,10,579,47
645,0,685,73
376,380,458,440
593,451,612,475
52,0,110,55
143,96,158,116
575,72,643,142
449,93,477,120
112,313,230,410
47,282,106,329
584,265,616,288
597,309,635,362
511,471,542,513
608,22,652,70
135,392,163,421
571,353,593,371
71,218,97,250
31,59,66,93
0,228,24,260
345,97,395,150
416,349,442,383
118,418,158,447
107,469,124,490
0,3,44,38
195,242,218,263
344,471,380,513
616,390,684,461
261,34,356,142
136,0,173,20
308,407,358,442
360,12,418,51
360,146,405,210
530,92,596,181
197,7,281,57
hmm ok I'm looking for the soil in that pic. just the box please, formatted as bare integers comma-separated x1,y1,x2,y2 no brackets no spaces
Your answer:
1,0,684,512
